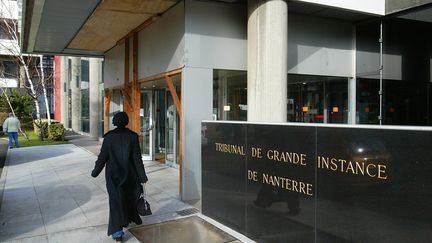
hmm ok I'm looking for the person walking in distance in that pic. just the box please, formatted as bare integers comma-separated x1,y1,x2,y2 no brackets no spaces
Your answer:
91,112,148,242
3,113,20,149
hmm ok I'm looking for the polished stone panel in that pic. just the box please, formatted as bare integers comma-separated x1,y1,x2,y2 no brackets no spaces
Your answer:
201,123,247,233
202,122,432,243
316,127,432,243
245,124,316,242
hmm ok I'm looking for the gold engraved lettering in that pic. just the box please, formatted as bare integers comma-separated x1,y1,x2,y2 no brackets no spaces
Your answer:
291,180,298,192
378,165,387,179
317,156,388,180
261,173,313,196
251,147,262,158
214,143,245,156
366,164,376,177
346,161,355,174
248,170,258,181
355,162,365,175
266,149,307,166
330,158,338,171
340,159,347,172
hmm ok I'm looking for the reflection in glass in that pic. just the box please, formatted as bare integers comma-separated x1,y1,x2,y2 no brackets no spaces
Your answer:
357,78,380,124
213,70,247,121
140,91,151,156
213,70,349,124
166,90,175,162
356,15,432,125
287,74,348,124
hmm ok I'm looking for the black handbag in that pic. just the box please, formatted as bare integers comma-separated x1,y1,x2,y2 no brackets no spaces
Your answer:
137,184,152,216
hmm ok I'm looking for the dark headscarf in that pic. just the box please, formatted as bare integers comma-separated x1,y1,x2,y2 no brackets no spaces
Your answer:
112,112,129,127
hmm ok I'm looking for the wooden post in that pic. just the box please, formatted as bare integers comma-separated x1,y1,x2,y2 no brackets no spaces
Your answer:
104,89,112,134
124,37,132,128
132,32,140,134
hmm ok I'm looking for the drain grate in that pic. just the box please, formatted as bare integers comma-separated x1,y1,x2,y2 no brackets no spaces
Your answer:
176,207,199,216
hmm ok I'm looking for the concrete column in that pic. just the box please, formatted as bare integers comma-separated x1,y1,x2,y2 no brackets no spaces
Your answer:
60,56,69,127
182,67,213,208
71,57,82,132
89,58,101,139
247,0,288,122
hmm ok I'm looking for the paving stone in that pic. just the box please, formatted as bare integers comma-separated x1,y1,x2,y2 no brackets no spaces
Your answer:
0,235,48,243
43,208,91,234
0,140,249,243
0,213,46,241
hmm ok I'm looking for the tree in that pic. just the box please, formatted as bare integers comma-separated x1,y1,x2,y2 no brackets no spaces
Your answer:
0,89,31,140
0,0,52,140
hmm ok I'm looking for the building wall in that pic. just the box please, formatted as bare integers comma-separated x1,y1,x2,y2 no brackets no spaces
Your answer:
180,0,356,203
288,14,354,77
298,0,385,15
0,78,17,87
386,0,432,14
184,1,354,78
184,0,247,70
137,2,185,79
104,43,124,89
182,67,213,204
0,0,19,19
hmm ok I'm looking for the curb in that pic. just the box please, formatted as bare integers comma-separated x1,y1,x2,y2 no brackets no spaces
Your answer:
0,148,10,212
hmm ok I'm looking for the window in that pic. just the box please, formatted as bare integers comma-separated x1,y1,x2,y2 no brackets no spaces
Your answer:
81,60,89,81
356,14,432,126
288,74,348,124
213,70,247,121
0,20,17,40
213,70,349,124
0,61,17,78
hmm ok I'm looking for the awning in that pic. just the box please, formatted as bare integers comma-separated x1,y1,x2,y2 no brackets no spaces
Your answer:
21,0,179,56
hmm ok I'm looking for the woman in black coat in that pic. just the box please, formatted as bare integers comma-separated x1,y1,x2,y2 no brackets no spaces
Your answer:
91,112,148,242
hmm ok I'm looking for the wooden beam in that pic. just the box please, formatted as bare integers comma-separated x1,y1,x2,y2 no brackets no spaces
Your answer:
132,32,140,134
165,74,183,194
138,68,182,83
104,89,112,134
124,37,130,84
165,75,181,117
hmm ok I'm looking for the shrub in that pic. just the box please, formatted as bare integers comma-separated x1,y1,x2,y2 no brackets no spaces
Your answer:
48,123,65,141
33,119,49,138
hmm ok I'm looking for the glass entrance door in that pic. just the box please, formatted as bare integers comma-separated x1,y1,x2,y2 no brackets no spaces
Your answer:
140,75,181,165
140,90,153,160
165,90,178,166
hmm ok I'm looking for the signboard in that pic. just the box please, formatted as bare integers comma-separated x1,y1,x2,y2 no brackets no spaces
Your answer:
201,122,432,242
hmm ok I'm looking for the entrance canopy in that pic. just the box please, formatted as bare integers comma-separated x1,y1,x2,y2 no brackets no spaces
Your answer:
21,0,179,56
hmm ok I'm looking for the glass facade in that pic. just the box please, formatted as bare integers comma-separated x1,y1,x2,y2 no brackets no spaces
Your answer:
213,70,247,121
287,75,348,124
213,70,349,124
213,6,432,127
356,15,432,126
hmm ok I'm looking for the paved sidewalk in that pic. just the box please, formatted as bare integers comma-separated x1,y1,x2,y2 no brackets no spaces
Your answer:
0,134,253,243
0,144,193,242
